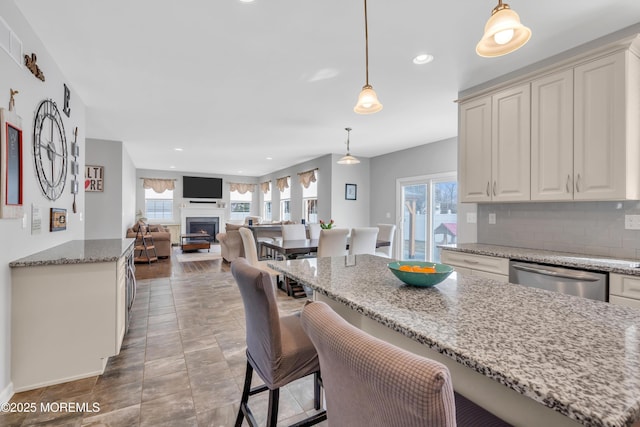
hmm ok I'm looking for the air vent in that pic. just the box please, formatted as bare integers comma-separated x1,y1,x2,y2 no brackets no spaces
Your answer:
0,15,22,67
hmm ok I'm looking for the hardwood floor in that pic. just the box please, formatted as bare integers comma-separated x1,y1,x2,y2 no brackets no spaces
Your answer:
1,245,325,426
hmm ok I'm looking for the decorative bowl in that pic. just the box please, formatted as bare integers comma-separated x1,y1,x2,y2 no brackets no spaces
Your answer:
387,261,454,287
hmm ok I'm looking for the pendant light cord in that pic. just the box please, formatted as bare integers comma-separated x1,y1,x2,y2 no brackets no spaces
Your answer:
363,0,370,86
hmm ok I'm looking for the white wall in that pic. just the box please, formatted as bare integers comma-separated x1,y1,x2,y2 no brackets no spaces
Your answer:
330,154,370,231
0,2,86,402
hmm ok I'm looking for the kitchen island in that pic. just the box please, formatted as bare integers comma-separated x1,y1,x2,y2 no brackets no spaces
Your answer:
269,255,640,427
10,239,135,391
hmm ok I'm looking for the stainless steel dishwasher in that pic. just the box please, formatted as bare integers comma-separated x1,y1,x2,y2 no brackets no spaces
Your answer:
509,261,607,301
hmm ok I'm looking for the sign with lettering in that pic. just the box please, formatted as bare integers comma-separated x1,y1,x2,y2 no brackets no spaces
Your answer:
85,165,104,192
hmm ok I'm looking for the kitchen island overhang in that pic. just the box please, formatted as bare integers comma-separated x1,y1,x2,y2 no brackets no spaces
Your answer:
268,255,640,427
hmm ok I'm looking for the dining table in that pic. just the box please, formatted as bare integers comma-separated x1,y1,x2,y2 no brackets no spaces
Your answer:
267,254,640,427
260,238,390,260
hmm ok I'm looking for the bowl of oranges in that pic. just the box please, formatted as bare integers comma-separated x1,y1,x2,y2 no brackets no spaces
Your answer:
387,261,454,287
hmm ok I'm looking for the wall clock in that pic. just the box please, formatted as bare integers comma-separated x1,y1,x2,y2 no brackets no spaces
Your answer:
33,99,67,200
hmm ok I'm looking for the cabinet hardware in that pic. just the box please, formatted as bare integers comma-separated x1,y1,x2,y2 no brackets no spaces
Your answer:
493,181,497,196
486,181,490,197
576,174,581,192
566,174,571,193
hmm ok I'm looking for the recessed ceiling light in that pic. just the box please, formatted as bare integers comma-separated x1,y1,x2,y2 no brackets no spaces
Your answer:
239,0,255,3
169,165,176,169
266,157,273,160
412,54,434,65
174,148,183,151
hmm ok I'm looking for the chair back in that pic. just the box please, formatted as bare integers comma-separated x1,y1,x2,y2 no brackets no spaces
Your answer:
308,223,321,240
375,224,396,258
349,227,379,255
231,258,283,385
317,228,349,257
239,227,259,266
301,301,457,427
281,224,307,241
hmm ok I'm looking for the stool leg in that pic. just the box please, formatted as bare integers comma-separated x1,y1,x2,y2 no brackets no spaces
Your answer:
235,361,253,427
266,388,280,427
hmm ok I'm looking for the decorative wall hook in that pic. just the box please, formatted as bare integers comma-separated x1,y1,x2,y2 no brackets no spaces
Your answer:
24,53,45,82
9,89,18,112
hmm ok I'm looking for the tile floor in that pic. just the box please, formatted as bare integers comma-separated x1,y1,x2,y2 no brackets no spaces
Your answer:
1,249,327,426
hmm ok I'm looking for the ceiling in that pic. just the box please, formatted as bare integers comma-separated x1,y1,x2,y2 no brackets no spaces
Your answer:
15,0,640,177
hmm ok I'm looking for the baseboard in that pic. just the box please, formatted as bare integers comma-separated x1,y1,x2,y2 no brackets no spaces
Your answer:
0,381,14,405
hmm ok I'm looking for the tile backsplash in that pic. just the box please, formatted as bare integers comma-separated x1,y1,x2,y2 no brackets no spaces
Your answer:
477,201,640,260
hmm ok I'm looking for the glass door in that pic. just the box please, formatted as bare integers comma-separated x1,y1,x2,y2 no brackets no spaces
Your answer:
397,173,457,262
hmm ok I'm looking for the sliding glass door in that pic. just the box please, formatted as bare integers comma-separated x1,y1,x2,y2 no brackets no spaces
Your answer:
397,173,457,262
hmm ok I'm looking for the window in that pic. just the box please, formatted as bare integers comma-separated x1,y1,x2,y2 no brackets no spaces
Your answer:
279,177,291,221
262,183,272,221
397,173,457,262
144,188,173,221
230,190,252,221
302,174,318,223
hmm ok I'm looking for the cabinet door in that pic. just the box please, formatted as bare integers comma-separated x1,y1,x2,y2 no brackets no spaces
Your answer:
459,96,492,202
492,84,531,202
531,69,574,201
574,52,626,200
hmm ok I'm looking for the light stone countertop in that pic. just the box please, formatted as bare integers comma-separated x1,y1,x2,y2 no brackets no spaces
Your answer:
439,243,640,275
9,239,135,267
269,254,640,427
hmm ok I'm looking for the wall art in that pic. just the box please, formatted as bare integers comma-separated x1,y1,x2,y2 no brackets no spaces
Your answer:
0,107,24,218
85,165,104,192
50,207,66,232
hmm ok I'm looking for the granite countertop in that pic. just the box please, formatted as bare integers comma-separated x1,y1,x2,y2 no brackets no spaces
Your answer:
440,243,640,276
269,255,640,427
9,239,135,267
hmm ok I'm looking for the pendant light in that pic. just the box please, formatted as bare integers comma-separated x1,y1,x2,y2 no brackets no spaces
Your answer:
476,0,531,58
354,0,383,114
337,128,360,165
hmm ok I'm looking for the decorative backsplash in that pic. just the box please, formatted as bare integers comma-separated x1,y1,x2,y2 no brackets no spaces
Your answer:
477,201,640,260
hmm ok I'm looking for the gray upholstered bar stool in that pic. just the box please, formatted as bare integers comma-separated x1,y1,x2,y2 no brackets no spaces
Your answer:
300,301,512,427
231,258,326,427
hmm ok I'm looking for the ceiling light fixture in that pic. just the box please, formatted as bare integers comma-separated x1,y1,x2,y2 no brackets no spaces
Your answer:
354,0,382,114
412,54,434,65
476,0,531,57
337,127,360,165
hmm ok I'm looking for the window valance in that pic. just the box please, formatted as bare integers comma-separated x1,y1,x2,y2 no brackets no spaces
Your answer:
298,169,317,189
229,182,256,194
142,178,175,193
260,181,271,193
276,176,290,192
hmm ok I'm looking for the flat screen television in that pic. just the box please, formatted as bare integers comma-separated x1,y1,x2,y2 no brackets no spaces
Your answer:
183,176,223,199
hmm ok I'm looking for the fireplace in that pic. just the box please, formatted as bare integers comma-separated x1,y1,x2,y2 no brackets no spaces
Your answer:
186,216,219,243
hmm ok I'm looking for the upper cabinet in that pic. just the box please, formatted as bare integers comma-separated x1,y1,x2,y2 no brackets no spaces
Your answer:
461,36,640,203
459,83,530,203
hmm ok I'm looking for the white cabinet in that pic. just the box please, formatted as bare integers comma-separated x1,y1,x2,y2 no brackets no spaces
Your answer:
441,250,509,282
531,69,574,201
574,51,640,200
609,273,640,309
11,250,131,391
459,83,530,203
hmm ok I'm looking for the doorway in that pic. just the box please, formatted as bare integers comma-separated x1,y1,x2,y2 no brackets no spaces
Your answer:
397,173,457,262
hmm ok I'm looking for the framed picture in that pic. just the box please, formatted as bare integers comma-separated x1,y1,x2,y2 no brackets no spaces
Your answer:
345,183,357,200
85,165,104,192
0,108,23,219
50,207,67,232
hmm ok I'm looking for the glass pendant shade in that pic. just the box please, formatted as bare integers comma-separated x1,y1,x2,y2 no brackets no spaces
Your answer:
337,154,361,165
476,2,531,57
354,85,383,114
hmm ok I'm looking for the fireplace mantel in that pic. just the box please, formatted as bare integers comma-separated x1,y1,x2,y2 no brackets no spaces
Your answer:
180,206,227,235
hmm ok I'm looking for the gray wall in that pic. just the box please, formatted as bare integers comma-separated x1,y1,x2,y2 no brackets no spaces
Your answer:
85,138,137,239
478,201,640,259
0,2,86,402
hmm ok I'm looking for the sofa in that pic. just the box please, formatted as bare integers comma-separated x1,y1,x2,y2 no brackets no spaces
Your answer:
217,219,293,263
126,222,172,258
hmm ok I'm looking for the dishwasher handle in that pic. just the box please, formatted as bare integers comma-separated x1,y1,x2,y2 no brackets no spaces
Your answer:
511,263,602,282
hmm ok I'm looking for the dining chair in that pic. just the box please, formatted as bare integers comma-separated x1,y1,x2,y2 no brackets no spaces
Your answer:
317,228,349,257
230,258,326,427
300,301,512,427
308,223,321,240
281,224,307,241
348,227,379,255
375,223,396,258
238,227,281,291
